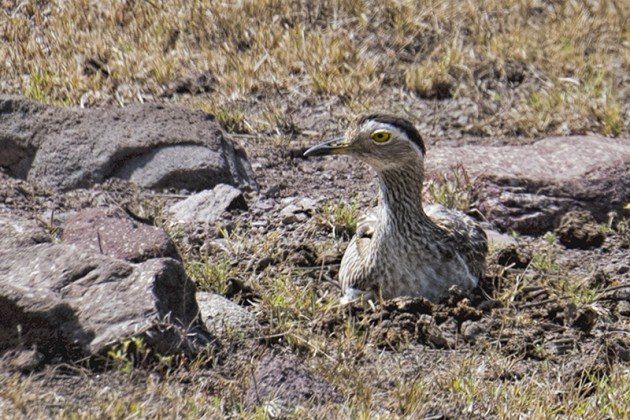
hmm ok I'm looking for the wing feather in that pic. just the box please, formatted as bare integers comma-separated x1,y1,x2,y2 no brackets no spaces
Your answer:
425,204,487,279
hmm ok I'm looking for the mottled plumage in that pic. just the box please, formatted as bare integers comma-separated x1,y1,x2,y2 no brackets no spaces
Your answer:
304,113,487,303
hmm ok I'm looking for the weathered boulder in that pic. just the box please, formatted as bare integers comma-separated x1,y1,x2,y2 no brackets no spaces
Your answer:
61,207,179,262
0,95,256,191
168,184,247,225
426,136,630,234
0,214,213,363
244,353,342,412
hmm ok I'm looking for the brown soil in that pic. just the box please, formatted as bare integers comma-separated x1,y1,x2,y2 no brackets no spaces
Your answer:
1,131,628,417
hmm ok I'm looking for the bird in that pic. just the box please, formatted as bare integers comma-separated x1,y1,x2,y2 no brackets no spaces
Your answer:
304,113,487,303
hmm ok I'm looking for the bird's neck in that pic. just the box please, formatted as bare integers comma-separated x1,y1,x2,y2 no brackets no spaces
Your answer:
376,160,428,228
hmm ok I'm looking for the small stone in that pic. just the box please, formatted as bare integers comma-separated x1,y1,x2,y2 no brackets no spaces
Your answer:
616,300,630,317
280,197,316,216
294,197,316,213
461,320,486,343
281,214,299,225
196,292,260,339
453,114,469,127
252,199,274,211
280,198,313,225
484,228,518,248
280,204,302,216
168,184,247,225
3,348,44,372
244,353,342,412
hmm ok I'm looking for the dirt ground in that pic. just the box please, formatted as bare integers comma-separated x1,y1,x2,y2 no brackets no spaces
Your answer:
1,131,628,417
1,0,629,417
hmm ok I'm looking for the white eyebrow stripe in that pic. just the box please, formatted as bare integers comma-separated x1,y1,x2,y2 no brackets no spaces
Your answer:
362,120,425,156
363,120,406,138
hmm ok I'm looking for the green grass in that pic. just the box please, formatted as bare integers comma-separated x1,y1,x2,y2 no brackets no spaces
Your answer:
317,197,362,239
426,164,473,211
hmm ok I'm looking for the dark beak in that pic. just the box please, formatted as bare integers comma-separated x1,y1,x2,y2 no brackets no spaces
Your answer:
303,136,350,157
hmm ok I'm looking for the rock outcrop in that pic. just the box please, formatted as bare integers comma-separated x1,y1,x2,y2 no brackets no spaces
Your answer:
0,95,256,191
0,213,213,365
426,136,629,234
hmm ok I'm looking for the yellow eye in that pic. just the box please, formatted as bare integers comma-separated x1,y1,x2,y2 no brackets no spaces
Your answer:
371,129,391,143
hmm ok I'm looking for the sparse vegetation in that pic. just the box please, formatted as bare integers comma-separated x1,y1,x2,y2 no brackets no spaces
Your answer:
426,164,474,211
186,257,235,294
106,337,149,374
1,1,629,418
317,197,362,238
2,206,630,417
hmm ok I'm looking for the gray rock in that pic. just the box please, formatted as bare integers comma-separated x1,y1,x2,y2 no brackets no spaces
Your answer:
461,320,488,344
1,348,45,372
244,353,342,412
0,214,213,362
280,197,316,225
196,292,260,339
0,95,256,191
168,184,247,225
281,197,317,214
484,228,518,248
426,136,630,234
61,207,179,262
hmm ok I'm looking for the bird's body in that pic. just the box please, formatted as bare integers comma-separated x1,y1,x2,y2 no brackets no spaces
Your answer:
341,203,486,302
304,113,487,303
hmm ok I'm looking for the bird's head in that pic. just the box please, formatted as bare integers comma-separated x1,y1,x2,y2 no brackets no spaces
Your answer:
304,113,426,172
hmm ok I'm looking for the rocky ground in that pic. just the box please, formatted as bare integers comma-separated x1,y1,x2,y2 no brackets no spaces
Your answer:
0,96,628,418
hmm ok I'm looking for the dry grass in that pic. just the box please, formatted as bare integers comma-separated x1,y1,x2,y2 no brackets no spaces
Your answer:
1,0,628,136
4,358,627,418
